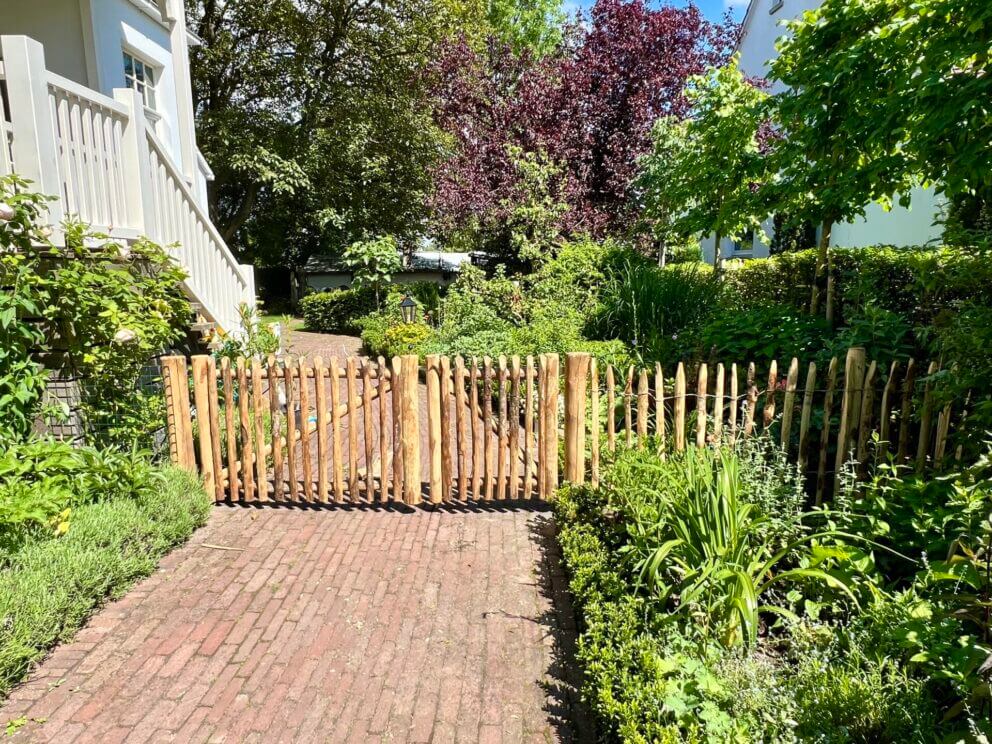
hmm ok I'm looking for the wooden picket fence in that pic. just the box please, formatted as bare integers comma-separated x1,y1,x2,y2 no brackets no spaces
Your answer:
161,346,967,506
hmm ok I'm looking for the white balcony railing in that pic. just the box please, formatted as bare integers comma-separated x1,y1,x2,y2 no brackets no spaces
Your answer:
0,35,254,334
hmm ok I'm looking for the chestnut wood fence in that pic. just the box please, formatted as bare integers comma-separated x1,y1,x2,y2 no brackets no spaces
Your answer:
161,347,967,506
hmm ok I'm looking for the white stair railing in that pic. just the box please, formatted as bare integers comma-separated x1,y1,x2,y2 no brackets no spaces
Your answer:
0,35,253,335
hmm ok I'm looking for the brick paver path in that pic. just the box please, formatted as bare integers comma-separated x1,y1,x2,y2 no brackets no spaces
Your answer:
1,505,592,743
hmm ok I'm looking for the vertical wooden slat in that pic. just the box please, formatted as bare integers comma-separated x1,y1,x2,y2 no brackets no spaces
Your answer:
525,356,535,499
313,357,330,503
540,354,560,498
284,359,299,501
781,358,800,449
835,347,866,482
191,355,219,499
729,363,739,444
346,357,359,498
916,361,939,472
237,359,256,501
815,356,839,505
391,356,404,501
655,363,666,457
162,356,194,470
509,357,521,499
378,357,390,501
206,357,224,502
267,355,283,498
606,365,616,453
695,363,708,449
426,355,443,504
483,357,495,501
878,361,899,461
329,357,345,502
674,363,686,452
440,356,453,501
744,363,758,438
797,362,817,473
624,366,634,448
454,356,468,499
856,360,878,468
470,358,482,499
637,368,649,446
362,360,375,500
897,358,917,462
220,358,238,501
763,360,778,430
298,357,313,501
564,353,590,484
713,363,724,443
590,358,600,487
250,358,268,501
401,354,421,505
497,356,509,500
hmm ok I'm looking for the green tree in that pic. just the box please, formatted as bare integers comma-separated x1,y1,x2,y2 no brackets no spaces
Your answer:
766,0,992,310
342,236,403,306
486,0,565,57
636,116,690,267
186,0,459,300
641,62,769,272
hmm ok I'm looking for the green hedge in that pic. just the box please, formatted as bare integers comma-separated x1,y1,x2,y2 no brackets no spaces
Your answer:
300,287,377,334
0,467,210,697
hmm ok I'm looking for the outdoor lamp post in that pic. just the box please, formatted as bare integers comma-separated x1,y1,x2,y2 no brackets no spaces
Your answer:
400,295,416,324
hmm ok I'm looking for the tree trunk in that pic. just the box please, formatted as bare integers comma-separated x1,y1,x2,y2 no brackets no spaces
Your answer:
712,231,722,275
657,238,668,268
810,219,833,315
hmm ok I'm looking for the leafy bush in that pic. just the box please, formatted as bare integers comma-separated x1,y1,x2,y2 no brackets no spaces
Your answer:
0,466,209,696
214,303,280,361
381,323,434,359
0,177,189,446
695,304,829,367
554,440,960,741
300,286,377,334
589,259,723,364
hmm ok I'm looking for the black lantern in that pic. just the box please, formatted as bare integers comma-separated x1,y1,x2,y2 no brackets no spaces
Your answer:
400,295,416,324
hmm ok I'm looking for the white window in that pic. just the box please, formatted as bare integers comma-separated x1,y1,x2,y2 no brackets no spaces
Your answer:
123,51,157,110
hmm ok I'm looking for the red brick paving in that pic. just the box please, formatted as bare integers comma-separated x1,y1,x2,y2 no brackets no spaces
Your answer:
0,504,592,743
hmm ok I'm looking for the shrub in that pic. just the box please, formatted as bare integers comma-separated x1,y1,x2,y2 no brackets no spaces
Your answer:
695,304,829,367
299,286,377,334
381,323,433,359
0,466,209,696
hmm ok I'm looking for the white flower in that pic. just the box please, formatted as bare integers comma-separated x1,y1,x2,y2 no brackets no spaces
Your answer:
0,202,15,221
113,328,138,344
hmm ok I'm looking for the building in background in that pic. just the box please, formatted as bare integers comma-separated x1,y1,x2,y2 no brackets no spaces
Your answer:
305,251,472,292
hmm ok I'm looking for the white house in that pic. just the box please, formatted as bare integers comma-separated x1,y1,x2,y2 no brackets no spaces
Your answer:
0,0,254,334
701,0,945,264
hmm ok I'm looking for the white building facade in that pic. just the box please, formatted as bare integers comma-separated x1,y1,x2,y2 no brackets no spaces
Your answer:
701,0,945,264
0,0,253,333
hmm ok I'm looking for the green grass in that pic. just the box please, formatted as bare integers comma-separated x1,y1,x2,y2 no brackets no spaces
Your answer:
260,313,303,332
0,467,210,698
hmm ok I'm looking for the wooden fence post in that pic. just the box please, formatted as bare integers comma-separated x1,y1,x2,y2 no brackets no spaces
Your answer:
401,355,421,505
191,355,221,500
835,347,866,484
162,356,195,471
695,363,708,448
564,353,590,484
540,354,560,498
674,363,686,452
426,355,443,503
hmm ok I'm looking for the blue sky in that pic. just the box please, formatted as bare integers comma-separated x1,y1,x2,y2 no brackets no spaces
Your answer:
563,0,748,25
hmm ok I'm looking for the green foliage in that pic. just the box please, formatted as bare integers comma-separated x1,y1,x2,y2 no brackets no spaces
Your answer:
381,323,434,359
0,466,209,697
0,177,190,447
695,304,829,368
589,259,722,364
639,61,770,266
341,235,403,303
214,303,281,361
485,0,565,57
502,146,568,263
300,287,378,334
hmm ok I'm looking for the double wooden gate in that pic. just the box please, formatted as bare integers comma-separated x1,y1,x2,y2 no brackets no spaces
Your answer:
162,353,561,505
162,347,966,506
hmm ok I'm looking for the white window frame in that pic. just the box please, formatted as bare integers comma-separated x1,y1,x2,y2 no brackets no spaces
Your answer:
122,50,158,111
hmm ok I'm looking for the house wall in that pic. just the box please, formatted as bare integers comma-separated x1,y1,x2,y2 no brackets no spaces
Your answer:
3,0,90,85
